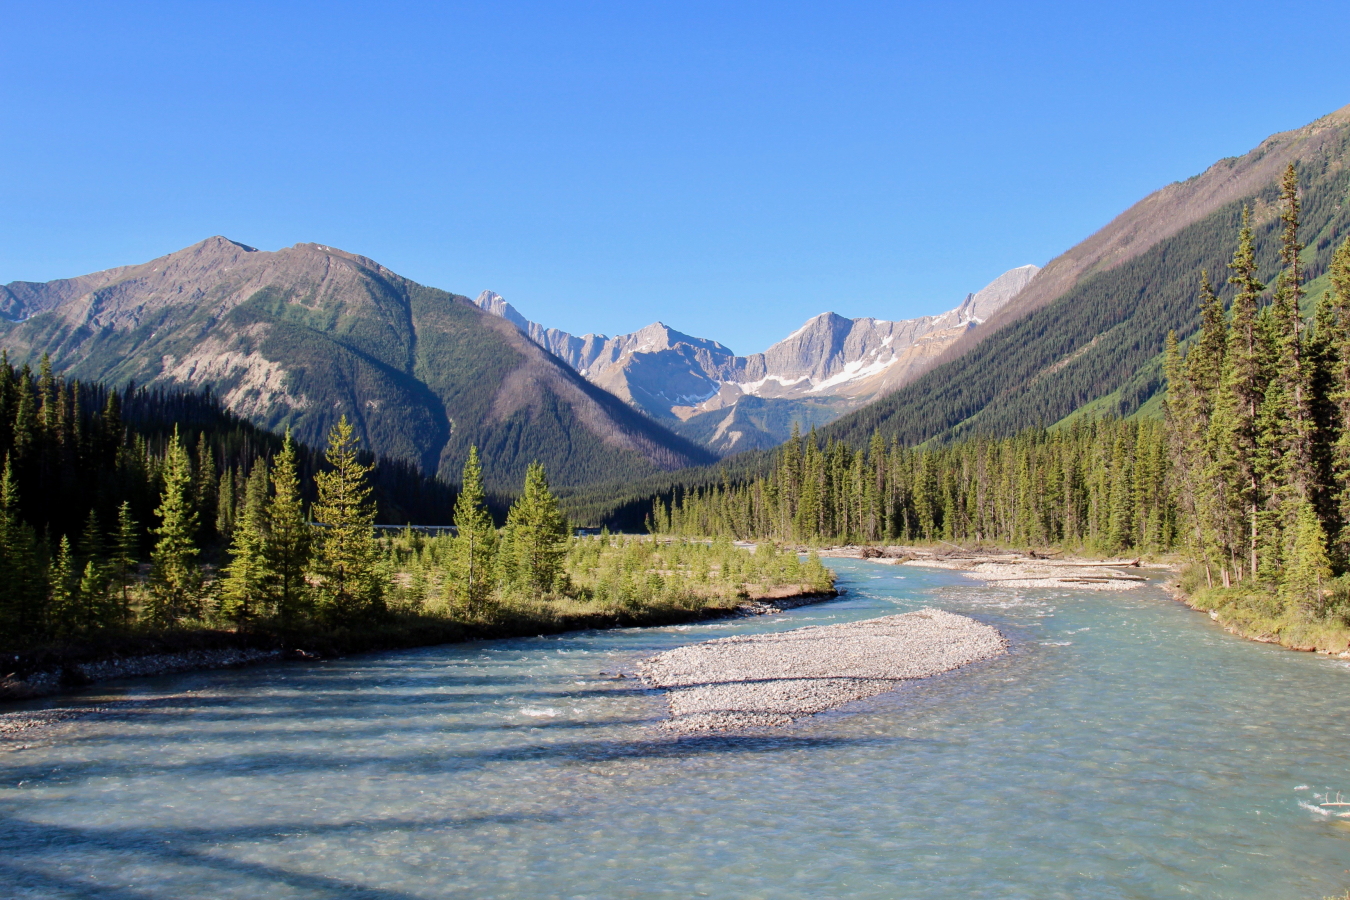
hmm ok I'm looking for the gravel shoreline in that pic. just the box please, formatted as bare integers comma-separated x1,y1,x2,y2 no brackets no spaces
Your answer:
0,648,284,701
639,608,1006,732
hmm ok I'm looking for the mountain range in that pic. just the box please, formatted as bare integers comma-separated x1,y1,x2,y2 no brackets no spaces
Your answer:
4,102,1349,511
470,263,1038,452
0,239,714,489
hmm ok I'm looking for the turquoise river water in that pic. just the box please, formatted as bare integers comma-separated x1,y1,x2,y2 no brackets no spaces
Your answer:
3,560,1350,898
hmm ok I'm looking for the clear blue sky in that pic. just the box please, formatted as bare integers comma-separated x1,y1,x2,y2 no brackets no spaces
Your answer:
2,1,1348,354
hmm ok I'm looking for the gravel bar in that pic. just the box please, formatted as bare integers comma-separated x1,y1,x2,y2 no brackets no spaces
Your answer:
638,608,1006,732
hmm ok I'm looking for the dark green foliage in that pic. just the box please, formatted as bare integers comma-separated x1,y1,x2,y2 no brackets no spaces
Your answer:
657,418,1172,553
448,447,496,612
148,429,201,624
498,462,570,596
266,431,311,627
1167,170,1350,623
312,417,384,624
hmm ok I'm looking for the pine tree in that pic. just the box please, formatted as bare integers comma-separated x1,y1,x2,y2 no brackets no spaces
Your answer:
110,502,139,626
148,427,200,624
1328,237,1350,557
220,460,271,629
76,510,111,631
499,461,570,597
216,468,238,541
49,536,78,636
194,433,218,542
1209,206,1267,582
449,447,497,612
1284,499,1331,615
1265,163,1314,525
311,417,382,623
266,430,311,627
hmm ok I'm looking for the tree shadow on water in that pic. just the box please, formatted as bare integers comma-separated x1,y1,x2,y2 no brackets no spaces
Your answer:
0,811,564,899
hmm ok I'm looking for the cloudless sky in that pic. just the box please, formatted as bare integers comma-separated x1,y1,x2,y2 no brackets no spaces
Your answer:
2,1,1349,354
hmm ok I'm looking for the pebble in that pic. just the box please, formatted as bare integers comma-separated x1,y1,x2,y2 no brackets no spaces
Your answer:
638,608,1006,732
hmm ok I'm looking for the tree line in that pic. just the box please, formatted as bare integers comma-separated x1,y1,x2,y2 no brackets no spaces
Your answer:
654,417,1172,554
1165,163,1350,614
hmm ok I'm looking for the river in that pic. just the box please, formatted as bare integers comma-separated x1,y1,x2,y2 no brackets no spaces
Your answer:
3,560,1349,898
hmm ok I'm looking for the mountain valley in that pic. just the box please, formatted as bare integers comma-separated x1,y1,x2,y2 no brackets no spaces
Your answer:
472,264,1038,452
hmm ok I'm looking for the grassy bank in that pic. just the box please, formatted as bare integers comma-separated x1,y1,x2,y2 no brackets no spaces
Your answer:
1172,567,1350,656
3,536,838,698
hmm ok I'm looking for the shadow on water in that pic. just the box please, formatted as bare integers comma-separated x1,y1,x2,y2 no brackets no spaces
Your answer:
0,811,557,899
1,712,882,783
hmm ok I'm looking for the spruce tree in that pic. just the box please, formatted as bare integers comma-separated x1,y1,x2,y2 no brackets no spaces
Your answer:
1329,236,1350,557
149,427,200,624
1284,499,1331,615
76,510,111,631
1265,163,1314,525
1209,206,1266,582
449,447,497,612
111,501,139,626
266,430,311,627
49,536,78,636
194,433,218,542
216,468,237,541
0,459,44,642
221,460,271,628
499,461,569,597
311,417,382,623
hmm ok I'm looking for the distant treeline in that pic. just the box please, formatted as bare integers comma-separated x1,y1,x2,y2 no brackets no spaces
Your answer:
655,418,1172,553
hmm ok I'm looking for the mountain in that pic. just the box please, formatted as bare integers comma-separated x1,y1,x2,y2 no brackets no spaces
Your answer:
0,238,715,489
820,103,1350,449
472,264,1038,453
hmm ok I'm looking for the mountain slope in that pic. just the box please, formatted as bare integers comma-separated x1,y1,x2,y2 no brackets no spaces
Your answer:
0,238,714,488
472,264,1037,452
821,103,1350,449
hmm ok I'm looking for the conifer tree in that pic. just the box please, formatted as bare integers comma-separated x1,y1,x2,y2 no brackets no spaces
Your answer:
148,428,200,624
311,417,382,623
110,501,139,625
1328,236,1350,556
1284,499,1331,615
499,461,569,596
266,430,311,627
449,447,497,612
194,433,218,542
49,536,78,636
1209,206,1266,582
1265,163,1314,519
216,468,237,541
221,461,271,628
76,510,111,630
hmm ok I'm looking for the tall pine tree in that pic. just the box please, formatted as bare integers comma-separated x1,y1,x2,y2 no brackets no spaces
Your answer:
311,417,382,623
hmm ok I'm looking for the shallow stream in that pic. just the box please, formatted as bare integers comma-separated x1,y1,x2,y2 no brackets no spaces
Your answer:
3,560,1350,898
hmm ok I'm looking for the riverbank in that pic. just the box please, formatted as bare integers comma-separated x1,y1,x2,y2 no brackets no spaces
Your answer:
638,608,1007,732
1168,576,1350,658
816,544,1165,590
0,585,840,702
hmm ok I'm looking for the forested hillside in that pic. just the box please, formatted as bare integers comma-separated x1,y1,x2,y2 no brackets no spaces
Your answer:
0,239,713,490
0,356,454,546
821,106,1350,449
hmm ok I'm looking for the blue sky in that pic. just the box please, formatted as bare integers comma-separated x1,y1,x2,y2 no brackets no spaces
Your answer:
2,1,1348,354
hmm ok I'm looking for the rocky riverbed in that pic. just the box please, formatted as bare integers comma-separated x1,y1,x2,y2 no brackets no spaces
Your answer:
638,608,1006,732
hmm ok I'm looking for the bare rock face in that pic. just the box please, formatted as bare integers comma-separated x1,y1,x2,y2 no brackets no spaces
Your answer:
472,265,1038,453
